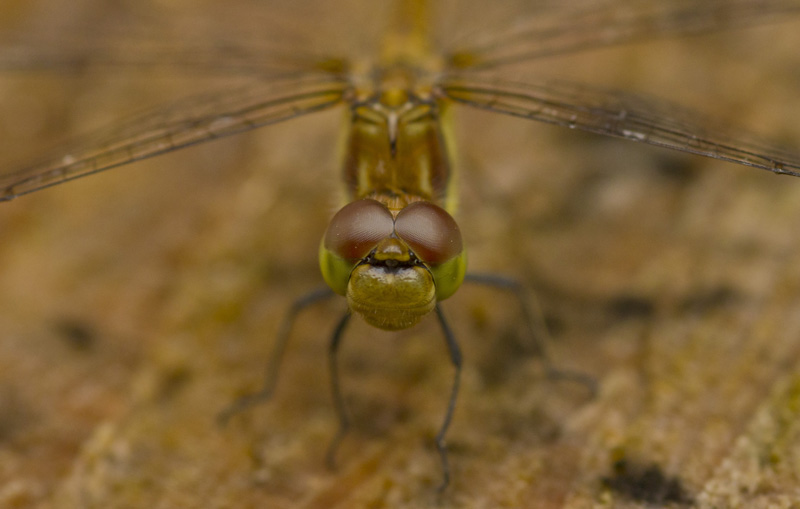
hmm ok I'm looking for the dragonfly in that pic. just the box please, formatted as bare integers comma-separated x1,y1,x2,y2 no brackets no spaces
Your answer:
1,0,800,491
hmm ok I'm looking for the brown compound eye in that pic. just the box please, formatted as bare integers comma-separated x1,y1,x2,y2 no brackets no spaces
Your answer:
394,201,462,265
323,199,395,260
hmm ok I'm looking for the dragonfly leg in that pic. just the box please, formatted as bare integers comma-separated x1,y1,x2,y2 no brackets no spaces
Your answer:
325,311,353,469
464,273,597,397
217,286,335,426
433,304,462,492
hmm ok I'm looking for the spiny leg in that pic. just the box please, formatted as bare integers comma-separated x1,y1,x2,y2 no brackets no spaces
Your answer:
464,273,596,397
325,311,352,469
434,304,462,492
217,287,335,426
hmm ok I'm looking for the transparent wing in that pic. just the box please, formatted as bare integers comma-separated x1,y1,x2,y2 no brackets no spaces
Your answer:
0,0,383,76
0,30,349,77
0,39,344,76
444,0,800,70
0,72,350,200
439,73,800,177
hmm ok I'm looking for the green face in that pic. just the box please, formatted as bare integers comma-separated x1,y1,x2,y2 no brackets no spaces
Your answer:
319,199,466,330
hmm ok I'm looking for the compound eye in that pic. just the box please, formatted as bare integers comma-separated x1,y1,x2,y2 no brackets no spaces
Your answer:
323,199,395,260
394,201,462,264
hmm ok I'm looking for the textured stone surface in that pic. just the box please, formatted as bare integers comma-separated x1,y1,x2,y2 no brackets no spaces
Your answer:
0,2,799,507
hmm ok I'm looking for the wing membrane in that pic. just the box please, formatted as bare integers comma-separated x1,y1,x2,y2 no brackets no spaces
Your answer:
0,73,350,200
0,0,364,76
0,36,346,76
445,0,800,70
440,73,800,177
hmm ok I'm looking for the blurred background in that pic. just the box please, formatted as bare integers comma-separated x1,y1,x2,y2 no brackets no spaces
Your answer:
0,1,799,507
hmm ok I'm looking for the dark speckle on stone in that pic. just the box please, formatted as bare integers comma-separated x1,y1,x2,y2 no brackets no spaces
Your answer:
601,459,693,505
607,294,656,320
53,318,95,352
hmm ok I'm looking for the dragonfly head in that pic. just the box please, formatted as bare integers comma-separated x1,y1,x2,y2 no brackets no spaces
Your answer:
319,199,466,330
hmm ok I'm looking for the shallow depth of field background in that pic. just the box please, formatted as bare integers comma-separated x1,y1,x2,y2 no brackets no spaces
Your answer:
0,1,799,507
